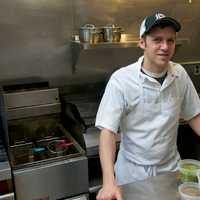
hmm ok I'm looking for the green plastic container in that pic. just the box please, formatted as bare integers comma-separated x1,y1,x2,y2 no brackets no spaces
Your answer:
179,159,200,183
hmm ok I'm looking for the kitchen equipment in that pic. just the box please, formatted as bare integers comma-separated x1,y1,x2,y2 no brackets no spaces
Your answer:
177,61,200,161
179,182,200,200
2,82,88,200
60,83,120,199
61,89,103,198
47,139,74,156
103,24,123,42
179,159,200,183
181,62,200,93
0,90,14,200
0,161,14,200
0,139,14,200
79,24,104,44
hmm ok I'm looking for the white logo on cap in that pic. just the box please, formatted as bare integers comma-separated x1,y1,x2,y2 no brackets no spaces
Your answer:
155,13,166,20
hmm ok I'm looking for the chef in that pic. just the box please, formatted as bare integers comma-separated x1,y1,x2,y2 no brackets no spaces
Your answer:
95,12,200,200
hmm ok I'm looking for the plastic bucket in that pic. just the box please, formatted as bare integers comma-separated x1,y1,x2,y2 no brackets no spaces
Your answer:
179,182,200,200
179,159,200,183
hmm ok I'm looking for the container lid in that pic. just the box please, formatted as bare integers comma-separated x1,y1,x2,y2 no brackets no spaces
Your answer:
179,159,200,175
80,24,95,29
104,24,122,29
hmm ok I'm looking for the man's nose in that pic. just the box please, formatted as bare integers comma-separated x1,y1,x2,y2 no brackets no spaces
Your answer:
160,41,169,50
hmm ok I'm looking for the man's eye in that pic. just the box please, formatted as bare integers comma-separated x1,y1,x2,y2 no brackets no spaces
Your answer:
168,39,175,43
153,38,161,42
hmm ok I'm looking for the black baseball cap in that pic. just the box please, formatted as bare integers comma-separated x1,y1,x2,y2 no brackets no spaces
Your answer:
139,13,181,38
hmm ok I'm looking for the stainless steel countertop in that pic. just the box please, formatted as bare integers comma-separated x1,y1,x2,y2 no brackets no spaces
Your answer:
0,160,12,181
122,172,179,200
83,127,120,156
83,127,100,156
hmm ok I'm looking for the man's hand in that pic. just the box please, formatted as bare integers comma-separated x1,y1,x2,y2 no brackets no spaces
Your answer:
96,183,123,200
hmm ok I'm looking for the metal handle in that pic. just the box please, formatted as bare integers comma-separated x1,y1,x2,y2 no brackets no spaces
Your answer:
105,24,115,28
0,193,15,200
113,29,124,33
82,24,95,29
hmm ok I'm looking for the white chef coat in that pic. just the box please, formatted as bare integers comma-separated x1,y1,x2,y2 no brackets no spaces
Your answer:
95,56,200,184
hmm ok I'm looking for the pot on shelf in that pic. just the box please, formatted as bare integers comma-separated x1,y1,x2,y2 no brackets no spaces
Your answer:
79,24,104,44
103,24,123,42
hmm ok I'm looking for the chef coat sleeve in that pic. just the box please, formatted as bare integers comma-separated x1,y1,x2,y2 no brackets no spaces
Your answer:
180,73,200,121
95,77,125,134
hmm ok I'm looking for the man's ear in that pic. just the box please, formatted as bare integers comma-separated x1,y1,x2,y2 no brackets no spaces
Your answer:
138,38,145,50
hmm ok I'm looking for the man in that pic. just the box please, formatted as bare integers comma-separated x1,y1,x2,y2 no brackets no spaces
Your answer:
95,13,200,200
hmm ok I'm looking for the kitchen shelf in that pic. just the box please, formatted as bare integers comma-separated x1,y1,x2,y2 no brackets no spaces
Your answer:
71,40,140,50
72,37,189,49
71,34,190,72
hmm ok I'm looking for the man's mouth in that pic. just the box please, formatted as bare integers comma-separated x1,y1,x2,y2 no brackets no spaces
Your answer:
157,54,169,57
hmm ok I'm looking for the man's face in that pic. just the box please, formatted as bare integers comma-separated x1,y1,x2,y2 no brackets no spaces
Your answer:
139,26,176,72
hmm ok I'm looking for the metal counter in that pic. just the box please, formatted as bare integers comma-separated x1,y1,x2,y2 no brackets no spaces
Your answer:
83,127,100,156
83,127,120,156
0,161,12,182
121,172,179,200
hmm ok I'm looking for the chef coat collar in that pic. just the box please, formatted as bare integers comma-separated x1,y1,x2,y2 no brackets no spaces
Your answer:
137,56,180,84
